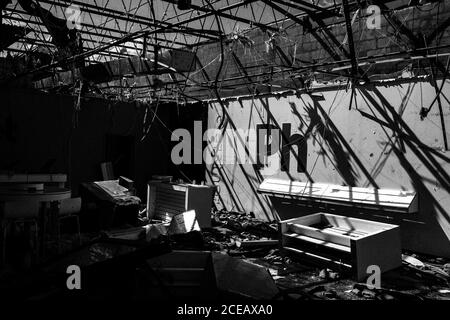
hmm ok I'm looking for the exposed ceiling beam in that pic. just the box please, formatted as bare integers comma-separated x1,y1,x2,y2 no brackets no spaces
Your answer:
162,0,278,31
4,8,190,48
342,0,358,78
187,2,278,32
260,0,342,61
2,17,178,54
38,0,221,40
272,0,341,18
6,1,261,77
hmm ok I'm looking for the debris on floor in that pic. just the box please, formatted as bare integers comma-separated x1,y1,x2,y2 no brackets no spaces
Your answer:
1,209,449,301
201,211,450,301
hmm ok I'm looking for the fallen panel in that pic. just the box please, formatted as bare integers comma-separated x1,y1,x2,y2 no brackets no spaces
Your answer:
258,178,418,213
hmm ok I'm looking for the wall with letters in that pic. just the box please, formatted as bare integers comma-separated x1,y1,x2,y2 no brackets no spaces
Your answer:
206,80,450,257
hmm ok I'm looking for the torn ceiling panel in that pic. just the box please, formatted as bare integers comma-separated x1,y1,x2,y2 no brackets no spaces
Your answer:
33,48,197,90
2,0,449,102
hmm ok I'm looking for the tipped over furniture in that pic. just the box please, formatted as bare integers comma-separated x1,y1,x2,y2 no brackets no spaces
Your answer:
279,213,402,281
257,178,409,280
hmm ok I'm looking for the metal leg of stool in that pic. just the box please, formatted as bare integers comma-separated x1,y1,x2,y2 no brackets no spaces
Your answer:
0,222,7,267
57,217,62,255
32,220,39,264
75,215,81,246
16,220,35,268
40,210,47,261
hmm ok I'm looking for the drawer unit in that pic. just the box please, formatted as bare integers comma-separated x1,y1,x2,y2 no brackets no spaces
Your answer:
280,212,402,281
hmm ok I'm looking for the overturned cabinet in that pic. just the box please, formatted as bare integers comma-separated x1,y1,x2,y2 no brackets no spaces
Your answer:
146,181,215,228
258,178,417,281
280,213,402,281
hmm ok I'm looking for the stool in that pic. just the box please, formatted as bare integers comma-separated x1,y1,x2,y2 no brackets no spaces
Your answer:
56,198,81,253
1,201,41,267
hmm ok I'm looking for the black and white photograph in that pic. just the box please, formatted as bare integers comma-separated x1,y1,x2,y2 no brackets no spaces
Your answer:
0,0,449,312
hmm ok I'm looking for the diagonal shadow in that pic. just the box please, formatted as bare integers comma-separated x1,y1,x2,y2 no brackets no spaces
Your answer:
289,100,358,186
361,87,450,193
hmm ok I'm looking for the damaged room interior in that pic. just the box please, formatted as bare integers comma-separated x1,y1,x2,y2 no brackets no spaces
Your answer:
1,0,450,303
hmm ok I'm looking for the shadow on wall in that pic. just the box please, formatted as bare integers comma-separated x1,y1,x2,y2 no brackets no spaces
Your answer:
360,87,450,246
290,101,359,187
295,87,450,256
207,82,450,256
205,103,275,221
206,92,377,221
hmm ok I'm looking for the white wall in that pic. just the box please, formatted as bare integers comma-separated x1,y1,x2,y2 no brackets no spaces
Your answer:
206,80,450,257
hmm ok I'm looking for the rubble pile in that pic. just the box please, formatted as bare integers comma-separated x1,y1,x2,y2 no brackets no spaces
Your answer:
200,211,450,301
3,209,449,301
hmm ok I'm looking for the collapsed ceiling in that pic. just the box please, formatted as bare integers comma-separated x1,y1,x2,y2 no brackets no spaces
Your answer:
1,0,449,102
